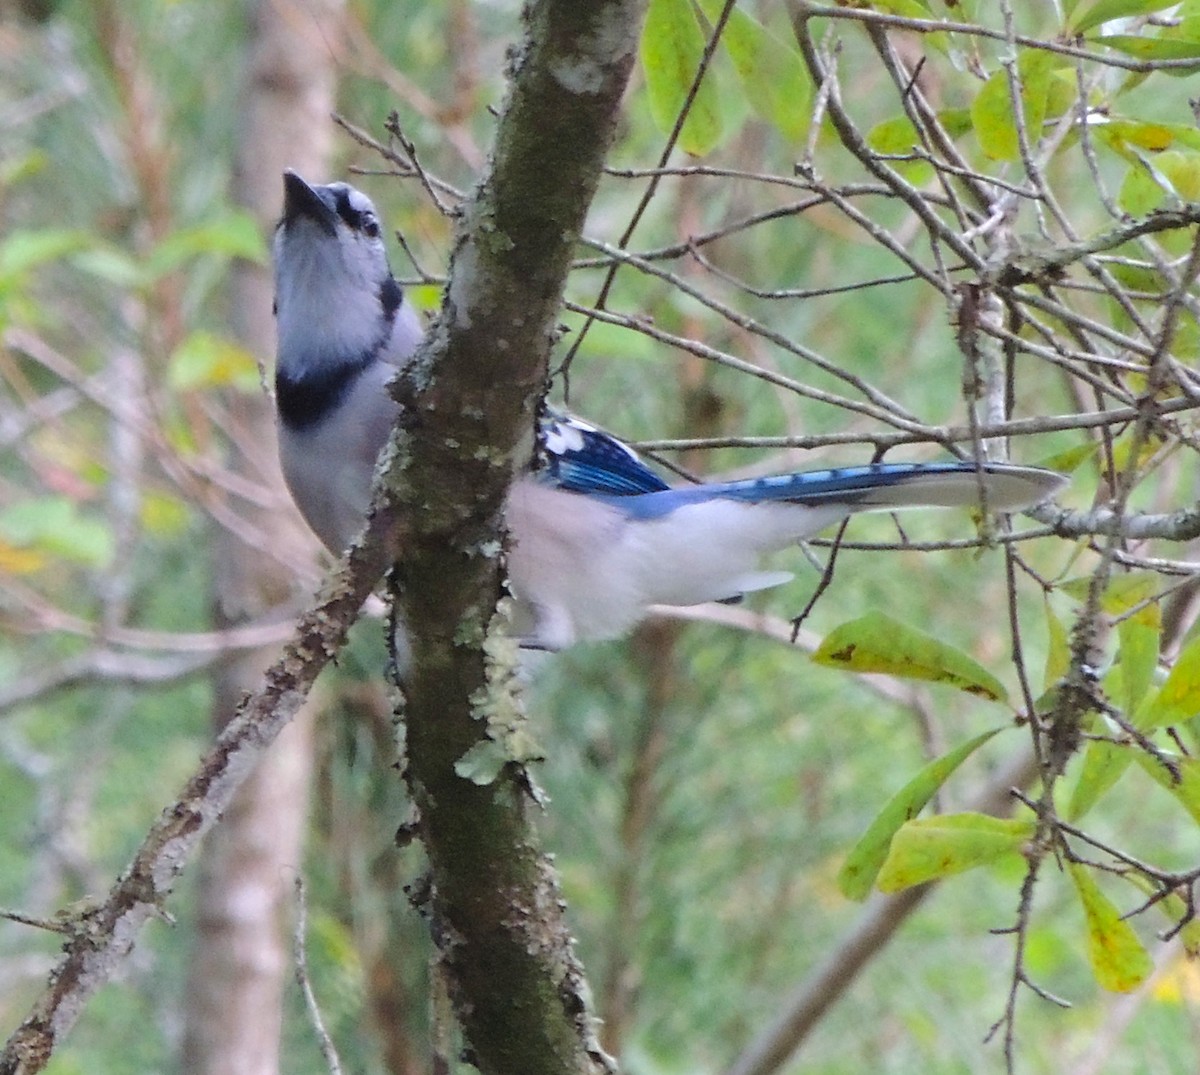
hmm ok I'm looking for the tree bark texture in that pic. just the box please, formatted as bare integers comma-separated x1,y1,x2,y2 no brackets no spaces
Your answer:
388,3,647,1074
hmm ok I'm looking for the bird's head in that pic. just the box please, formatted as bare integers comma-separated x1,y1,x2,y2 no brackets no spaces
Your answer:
272,170,404,375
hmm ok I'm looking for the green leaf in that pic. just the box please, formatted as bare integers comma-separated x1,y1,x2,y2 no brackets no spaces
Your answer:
1151,149,1200,201
1043,600,1071,692
1068,738,1133,821
867,115,931,183
1119,150,1200,215
813,612,1008,702
71,246,146,289
0,497,114,569
140,492,192,538
868,115,921,154
696,0,809,141
0,148,49,188
1134,750,1200,827
642,0,723,156
1141,632,1200,729
0,229,92,282
971,49,1058,161
838,728,1004,900
168,331,261,391
1093,33,1200,71
876,813,1034,893
867,0,934,14
1067,862,1153,992
1060,571,1159,616
1035,440,1099,474
1117,608,1160,718
1044,67,1079,121
1118,160,1167,216
144,211,267,279
1103,572,1160,615
1070,0,1181,34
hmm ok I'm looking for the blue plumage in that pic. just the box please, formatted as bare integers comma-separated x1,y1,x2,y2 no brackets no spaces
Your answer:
592,462,1007,519
273,172,1068,650
536,411,669,496
533,414,1027,522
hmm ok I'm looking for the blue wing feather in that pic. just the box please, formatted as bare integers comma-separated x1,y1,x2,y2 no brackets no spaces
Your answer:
536,411,670,496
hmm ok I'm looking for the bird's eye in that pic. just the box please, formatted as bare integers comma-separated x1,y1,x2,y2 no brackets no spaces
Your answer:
361,214,381,239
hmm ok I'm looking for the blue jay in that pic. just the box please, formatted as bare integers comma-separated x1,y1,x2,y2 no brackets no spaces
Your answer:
273,171,1066,651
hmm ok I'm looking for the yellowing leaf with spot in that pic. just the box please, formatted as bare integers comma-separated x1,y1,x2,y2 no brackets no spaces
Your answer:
839,728,1004,901
641,0,723,156
813,612,1008,702
1097,119,1180,155
876,813,1033,893
1068,862,1153,993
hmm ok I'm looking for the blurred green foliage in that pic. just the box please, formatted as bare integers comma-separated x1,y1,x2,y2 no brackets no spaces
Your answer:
3,1,1200,1074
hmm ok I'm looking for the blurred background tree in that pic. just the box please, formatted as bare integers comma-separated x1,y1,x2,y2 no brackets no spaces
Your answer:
3,1,1200,1073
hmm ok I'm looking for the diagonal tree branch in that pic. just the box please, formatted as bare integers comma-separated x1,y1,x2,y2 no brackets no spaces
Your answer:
0,508,402,1075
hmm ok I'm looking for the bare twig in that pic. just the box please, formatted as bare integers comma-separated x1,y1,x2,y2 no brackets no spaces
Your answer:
292,877,345,1075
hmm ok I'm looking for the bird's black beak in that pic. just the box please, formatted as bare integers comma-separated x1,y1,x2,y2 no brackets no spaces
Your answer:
281,170,337,236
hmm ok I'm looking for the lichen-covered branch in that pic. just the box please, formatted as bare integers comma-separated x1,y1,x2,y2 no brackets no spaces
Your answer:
381,3,645,1074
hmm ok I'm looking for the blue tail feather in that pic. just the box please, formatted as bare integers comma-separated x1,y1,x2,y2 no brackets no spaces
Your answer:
593,462,1026,520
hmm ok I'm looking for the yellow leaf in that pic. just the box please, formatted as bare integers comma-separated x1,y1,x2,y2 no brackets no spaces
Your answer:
0,540,45,574
876,813,1033,893
1151,955,1200,1003
1068,862,1154,992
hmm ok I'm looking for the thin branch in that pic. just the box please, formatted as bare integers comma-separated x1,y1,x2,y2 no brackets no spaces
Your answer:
0,648,218,714
724,747,1042,1075
0,507,401,1075
796,3,1200,74
292,878,345,1075
558,0,740,386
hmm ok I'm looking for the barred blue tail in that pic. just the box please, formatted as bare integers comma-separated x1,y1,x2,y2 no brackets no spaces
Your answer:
597,462,1066,520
